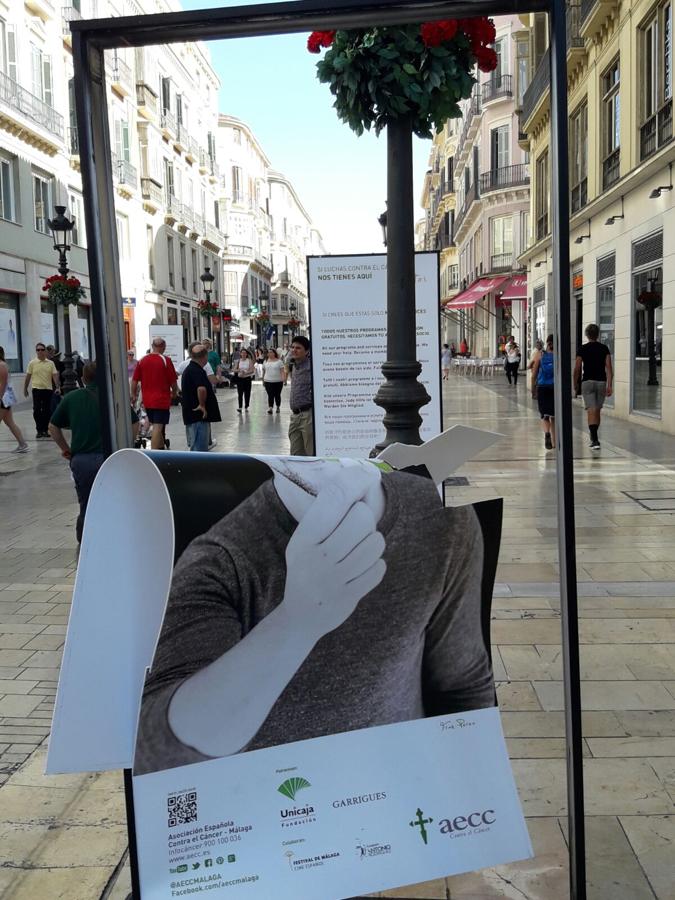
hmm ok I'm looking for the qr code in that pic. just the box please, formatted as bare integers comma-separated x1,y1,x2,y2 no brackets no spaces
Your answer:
167,791,198,828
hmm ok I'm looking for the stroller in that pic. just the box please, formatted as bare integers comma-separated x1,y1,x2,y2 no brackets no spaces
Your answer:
133,403,170,450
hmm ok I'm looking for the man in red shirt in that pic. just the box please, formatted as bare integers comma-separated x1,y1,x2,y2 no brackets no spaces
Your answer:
131,338,178,449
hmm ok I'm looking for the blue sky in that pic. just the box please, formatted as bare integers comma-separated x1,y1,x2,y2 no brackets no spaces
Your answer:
181,0,431,253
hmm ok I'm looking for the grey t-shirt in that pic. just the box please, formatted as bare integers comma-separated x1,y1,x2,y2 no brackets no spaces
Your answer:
134,471,494,774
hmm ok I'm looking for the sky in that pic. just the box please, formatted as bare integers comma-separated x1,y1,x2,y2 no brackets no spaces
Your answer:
181,0,432,254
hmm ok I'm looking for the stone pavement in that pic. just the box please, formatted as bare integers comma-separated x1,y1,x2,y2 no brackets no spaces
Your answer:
1,376,674,899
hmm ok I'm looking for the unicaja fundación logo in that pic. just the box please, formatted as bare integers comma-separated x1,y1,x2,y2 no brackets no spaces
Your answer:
278,777,311,802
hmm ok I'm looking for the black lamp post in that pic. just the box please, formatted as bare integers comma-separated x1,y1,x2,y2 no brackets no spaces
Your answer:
259,287,270,349
47,206,79,394
372,116,430,455
289,300,297,339
200,265,215,339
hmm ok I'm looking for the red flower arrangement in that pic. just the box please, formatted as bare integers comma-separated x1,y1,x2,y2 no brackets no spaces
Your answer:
256,310,271,323
287,316,301,329
42,274,86,306
197,299,219,317
308,17,498,137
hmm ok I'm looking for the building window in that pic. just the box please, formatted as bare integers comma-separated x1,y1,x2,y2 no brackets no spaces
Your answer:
114,119,131,162
232,127,241,144
146,225,155,283
191,248,198,295
0,22,18,83
232,166,243,203
490,216,513,271
640,4,673,160
167,235,175,289
519,211,530,253
516,37,529,107
115,214,129,259
33,172,52,234
490,125,510,172
535,151,549,240
31,44,53,106
602,60,621,190
533,285,546,343
570,102,588,212
179,242,187,292
597,253,616,408
69,191,86,247
631,232,663,417
164,159,174,202
0,155,16,222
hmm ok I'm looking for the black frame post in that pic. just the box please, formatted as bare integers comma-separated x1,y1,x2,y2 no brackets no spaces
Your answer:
549,1,586,897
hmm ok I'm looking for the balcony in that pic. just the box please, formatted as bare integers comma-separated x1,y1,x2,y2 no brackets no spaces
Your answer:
602,148,620,191
490,253,516,273
580,0,616,41
25,0,55,20
180,203,195,231
136,82,158,120
521,52,550,130
225,244,254,259
190,214,205,238
141,177,163,212
62,5,81,43
0,70,64,152
164,194,182,225
186,137,199,162
453,181,478,236
107,56,133,98
455,89,481,169
209,157,219,182
198,147,209,173
481,74,513,105
566,4,585,62
160,108,177,138
175,121,188,152
203,222,225,250
436,232,455,250
640,100,673,162
479,164,530,194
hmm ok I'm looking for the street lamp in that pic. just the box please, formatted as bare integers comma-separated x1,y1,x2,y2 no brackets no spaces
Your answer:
289,300,298,339
47,206,79,394
259,286,270,349
200,265,215,339
378,208,388,247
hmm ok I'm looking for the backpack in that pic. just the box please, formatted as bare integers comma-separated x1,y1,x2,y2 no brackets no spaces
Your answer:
537,351,554,386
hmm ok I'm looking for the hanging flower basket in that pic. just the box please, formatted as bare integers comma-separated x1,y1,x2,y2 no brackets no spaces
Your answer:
287,317,301,329
43,274,86,306
637,290,662,311
197,300,219,318
256,311,271,324
308,17,497,138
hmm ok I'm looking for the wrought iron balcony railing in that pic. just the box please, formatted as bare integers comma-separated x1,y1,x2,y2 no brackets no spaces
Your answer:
117,158,138,189
453,181,478,235
602,148,620,191
0,70,64,139
490,253,516,273
160,108,176,135
522,52,550,126
141,177,163,206
481,73,513,104
479,164,530,193
62,5,81,36
640,99,673,161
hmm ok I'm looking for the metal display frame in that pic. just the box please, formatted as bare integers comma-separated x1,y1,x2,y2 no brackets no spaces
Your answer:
69,2,583,897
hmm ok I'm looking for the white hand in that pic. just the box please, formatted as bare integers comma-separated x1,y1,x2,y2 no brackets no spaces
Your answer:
282,469,386,642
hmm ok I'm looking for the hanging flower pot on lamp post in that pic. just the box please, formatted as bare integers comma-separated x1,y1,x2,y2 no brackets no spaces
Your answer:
308,17,497,451
47,206,81,394
199,265,216,340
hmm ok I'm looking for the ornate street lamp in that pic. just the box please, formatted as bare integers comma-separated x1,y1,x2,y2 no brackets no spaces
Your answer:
259,286,270,349
200,265,215,338
288,300,298,339
47,206,79,394
378,208,388,247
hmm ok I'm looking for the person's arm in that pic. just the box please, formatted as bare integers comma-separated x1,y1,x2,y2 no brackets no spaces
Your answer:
23,368,31,397
130,378,139,405
167,359,179,399
161,470,385,760
0,362,8,397
605,353,613,397
194,385,208,418
573,357,582,395
52,364,61,392
47,423,71,458
531,358,540,397
422,506,495,716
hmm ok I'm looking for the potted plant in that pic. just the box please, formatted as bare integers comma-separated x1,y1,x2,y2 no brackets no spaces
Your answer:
197,299,219,318
287,316,301,329
43,274,87,306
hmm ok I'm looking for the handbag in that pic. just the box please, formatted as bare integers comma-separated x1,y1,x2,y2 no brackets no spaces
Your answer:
2,384,17,407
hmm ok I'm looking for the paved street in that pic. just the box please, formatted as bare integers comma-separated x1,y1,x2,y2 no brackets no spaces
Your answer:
1,375,674,899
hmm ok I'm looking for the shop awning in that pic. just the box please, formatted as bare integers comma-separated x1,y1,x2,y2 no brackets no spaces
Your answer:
498,275,528,302
445,276,509,310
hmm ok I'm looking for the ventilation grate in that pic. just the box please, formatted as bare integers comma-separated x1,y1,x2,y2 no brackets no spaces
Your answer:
533,285,545,305
632,232,663,269
597,253,616,282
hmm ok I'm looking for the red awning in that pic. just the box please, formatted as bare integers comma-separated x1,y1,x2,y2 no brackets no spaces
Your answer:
445,276,509,310
498,275,528,301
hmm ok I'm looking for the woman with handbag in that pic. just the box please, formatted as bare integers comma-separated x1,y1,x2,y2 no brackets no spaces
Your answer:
0,346,29,452
235,348,255,413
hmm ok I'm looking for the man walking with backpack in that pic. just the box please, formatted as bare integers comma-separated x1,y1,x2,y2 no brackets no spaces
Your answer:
531,334,555,451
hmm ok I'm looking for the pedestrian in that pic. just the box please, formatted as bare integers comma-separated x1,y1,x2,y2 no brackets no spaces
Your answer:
130,337,178,450
450,341,456,357
235,348,255,413
441,344,452,380
459,338,469,356
46,345,65,378
127,349,138,385
288,336,313,456
23,342,60,439
180,343,221,452
504,341,522,386
203,339,223,384
574,323,613,451
532,334,555,451
0,346,28,453
527,339,544,393
263,348,286,413
48,361,104,544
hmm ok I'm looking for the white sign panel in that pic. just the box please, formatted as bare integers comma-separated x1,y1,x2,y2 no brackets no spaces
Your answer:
132,708,531,900
41,312,56,347
0,307,18,360
149,324,184,365
308,253,441,457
